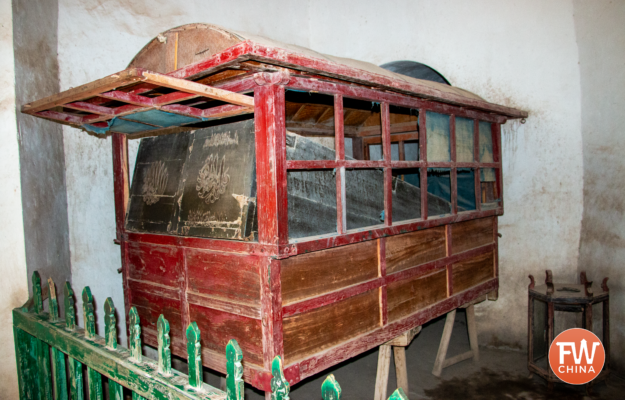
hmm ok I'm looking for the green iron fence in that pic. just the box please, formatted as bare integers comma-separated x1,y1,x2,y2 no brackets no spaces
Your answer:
13,271,408,400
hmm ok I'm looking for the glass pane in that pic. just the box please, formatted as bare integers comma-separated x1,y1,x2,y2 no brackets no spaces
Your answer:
426,112,450,162
369,144,383,161
427,168,451,217
391,143,400,161
456,117,474,162
285,90,335,161
345,137,354,158
457,168,476,211
404,141,419,161
480,168,500,209
345,98,381,160
532,299,548,363
288,170,336,239
479,121,494,162
392,168,421,223
345,169,384,230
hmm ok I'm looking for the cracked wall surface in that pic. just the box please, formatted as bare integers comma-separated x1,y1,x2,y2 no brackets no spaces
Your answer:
575,0,625,375
13,0,71,298
0,0,29,397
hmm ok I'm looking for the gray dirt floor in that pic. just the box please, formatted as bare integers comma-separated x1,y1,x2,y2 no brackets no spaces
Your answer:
188,309,624,400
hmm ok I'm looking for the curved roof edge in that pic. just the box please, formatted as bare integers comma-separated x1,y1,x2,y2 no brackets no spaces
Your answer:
132,23,525,119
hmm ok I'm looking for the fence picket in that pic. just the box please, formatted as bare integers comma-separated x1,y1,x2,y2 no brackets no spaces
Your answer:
226,339,244,400
104,298,117,350
49,278,69,400
388,388,409,400
14,327,42,399
87,370,103,400
68,356,84,400
82,286,101,399
65,283,84,400
186,322,202,389
64,282,76,330
103,298,123,399
157,314,172,376
321,374,341,400
32,271,43,314
82,287,96,340
48,278,59,322
129,307,142,363
270,356,290,400
31,272,53,399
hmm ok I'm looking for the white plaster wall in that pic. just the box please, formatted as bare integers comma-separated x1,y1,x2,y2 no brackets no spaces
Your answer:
574,0,625,374
0,0,29,396
58,0,584,352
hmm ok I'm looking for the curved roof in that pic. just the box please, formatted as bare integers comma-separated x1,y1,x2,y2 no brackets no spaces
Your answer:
21,23,526,136
129,23,525,118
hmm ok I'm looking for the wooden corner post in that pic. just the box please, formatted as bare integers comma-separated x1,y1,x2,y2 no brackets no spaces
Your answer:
254,79,288,248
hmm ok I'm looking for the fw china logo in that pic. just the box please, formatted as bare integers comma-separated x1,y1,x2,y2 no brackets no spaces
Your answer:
548,328,605,384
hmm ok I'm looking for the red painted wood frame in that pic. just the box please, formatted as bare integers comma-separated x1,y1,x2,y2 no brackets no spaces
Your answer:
111,72,504,392
113,72,504,258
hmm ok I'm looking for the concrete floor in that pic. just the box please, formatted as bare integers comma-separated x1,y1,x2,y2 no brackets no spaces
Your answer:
196,309,624,400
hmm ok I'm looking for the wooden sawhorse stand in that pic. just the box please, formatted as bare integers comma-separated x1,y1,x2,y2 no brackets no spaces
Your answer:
432,296,486,377
374,326,422,400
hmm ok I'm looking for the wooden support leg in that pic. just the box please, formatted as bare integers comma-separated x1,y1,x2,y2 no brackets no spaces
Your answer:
466,304,480,362
374,326,420,400
394,346,409,395
220,376,226,391
374,344,392,400
432,309,456,377
432,305,480,377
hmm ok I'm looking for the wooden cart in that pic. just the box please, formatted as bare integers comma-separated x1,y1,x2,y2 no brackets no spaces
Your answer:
22,24,527,395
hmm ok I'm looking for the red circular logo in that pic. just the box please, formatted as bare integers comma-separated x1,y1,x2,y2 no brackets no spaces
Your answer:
549,328,605,384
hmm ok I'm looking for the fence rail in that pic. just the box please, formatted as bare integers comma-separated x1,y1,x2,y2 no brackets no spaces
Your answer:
13,271,408,400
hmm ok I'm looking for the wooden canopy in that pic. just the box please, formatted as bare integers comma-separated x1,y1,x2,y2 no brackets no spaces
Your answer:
21,23,527,137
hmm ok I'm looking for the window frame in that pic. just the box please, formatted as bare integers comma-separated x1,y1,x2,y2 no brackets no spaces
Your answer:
279,76,503,247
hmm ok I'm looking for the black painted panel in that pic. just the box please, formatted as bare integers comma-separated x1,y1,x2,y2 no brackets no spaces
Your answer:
125,119,257,240
125,132,190,233
176,119,257,240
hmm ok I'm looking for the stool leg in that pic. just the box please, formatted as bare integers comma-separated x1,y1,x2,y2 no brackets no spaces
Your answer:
374,344,392,400
433,309,456,377
393,346,409,395
466,304,480,362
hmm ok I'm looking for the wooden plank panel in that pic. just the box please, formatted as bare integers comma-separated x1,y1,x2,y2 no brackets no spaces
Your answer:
283,289,380,364
385,226,446,274
186,249,261,305
452,251,494,293
451,217,494,254
22,68,144,114
281,240,379,305
189,304,264,366
127,242,182,287
142,71,254,107
129,287,183,347
387,269,447,323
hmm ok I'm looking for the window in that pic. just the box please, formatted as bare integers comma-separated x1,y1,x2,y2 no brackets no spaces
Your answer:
283,87,503,241
285,90,336,161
